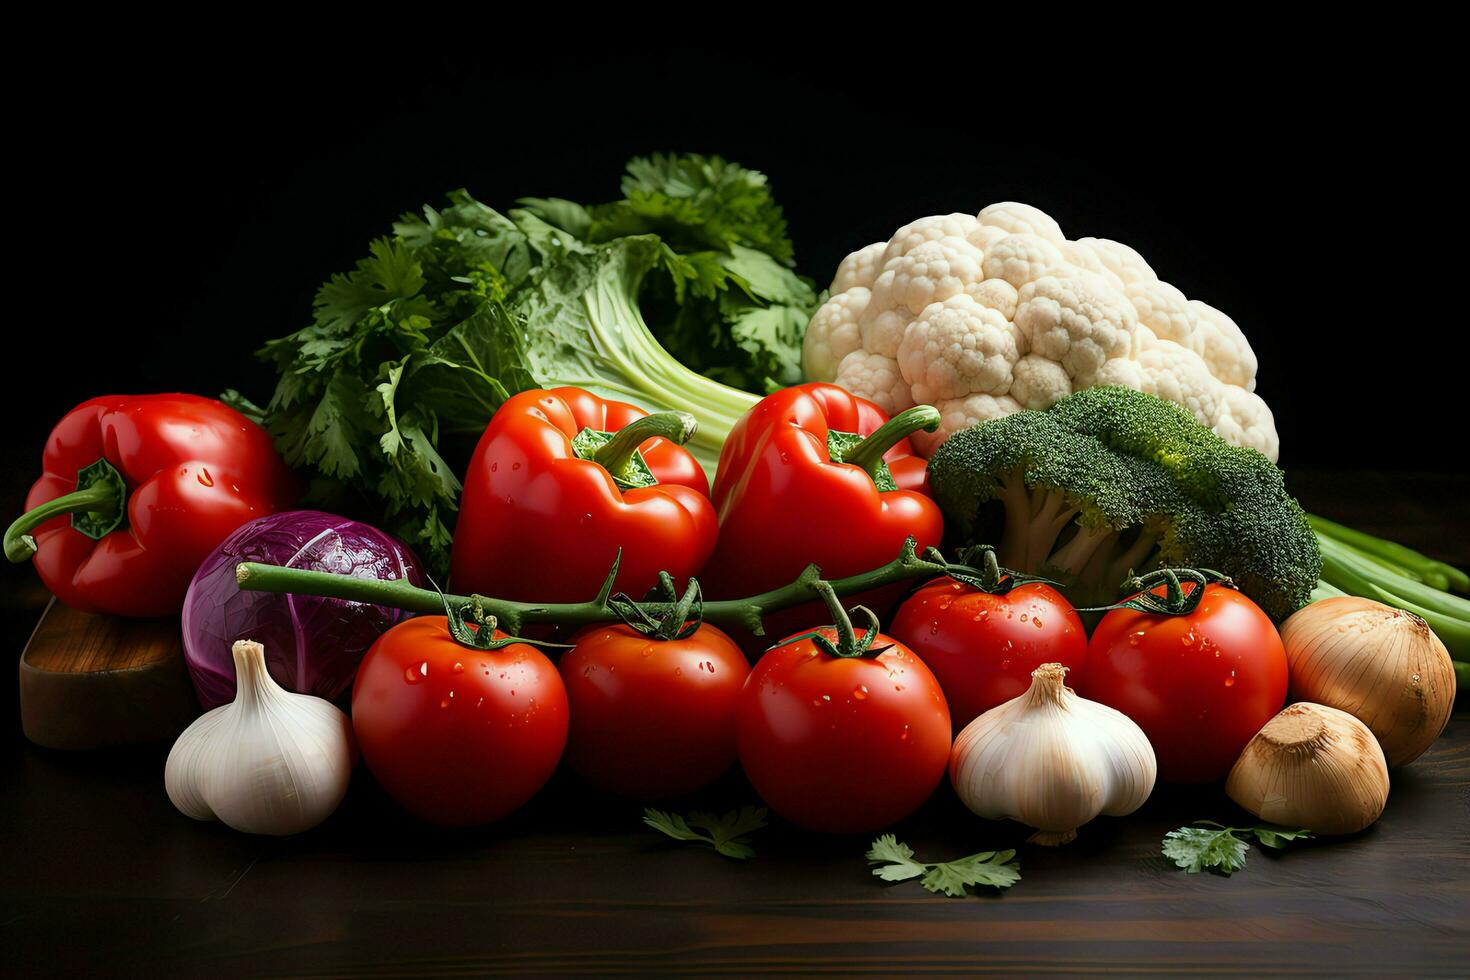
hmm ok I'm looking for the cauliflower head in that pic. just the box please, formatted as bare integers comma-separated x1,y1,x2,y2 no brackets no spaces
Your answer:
802,203,1279,460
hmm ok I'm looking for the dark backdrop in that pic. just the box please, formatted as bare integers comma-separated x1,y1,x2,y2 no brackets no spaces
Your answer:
11,45,1456,473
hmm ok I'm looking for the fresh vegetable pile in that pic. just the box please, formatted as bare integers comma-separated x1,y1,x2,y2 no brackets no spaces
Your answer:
6,161,1464,899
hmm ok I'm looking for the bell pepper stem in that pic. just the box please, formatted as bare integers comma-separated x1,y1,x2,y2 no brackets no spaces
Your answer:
841,406,941,481
236,536,986,638
594,412,698,480
4,459,127,562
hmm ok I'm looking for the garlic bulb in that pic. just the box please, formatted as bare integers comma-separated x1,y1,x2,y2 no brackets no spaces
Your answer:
1281,597,1455,766
949,663,1156,845
1227,702,1389,835
165,639,354,836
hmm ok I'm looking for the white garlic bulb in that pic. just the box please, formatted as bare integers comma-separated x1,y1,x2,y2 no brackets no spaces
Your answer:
950,663,1156,845
165,639,355,836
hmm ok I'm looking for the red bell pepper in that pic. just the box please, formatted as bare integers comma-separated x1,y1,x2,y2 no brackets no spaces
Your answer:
701,383,944,634
449,387,718,603
6,394,297,617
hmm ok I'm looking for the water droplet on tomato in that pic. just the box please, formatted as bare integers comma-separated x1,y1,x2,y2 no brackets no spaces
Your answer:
1182,631,1197,647
1000,659,1011,671
937,596,953,610
452,662,464,673
972,610,989,622
673,667,683,676
853,685,869,700
404,667,421,684
641,645,654,657
1224,671,1236,687
1032,617,1044,629
512,461,521,470
439,698,450,709
490,462,498,472
1019,612,1028,623
197,468,214,487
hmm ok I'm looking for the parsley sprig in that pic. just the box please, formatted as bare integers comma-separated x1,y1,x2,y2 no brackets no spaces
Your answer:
642,806,768,860
866,835,1021,897
1162,821,1313,876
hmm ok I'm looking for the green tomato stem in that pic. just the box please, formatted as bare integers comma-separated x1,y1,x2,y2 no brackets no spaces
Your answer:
594,412,698,483
236,536,957,637
840,405,940,483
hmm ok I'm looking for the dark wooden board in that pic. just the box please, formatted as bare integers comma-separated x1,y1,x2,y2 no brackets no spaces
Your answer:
2,470,1468,976
18,599,199,750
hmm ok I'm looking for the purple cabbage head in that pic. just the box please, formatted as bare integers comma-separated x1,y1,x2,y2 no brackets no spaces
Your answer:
182,510,425,709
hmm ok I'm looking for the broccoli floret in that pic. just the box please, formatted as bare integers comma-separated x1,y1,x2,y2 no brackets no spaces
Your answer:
928,387,1321,620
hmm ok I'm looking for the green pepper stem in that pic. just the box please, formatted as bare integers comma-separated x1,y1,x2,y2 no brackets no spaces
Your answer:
594,412,698,479
5,475,123,562
237,536,974,638
840,405,941,481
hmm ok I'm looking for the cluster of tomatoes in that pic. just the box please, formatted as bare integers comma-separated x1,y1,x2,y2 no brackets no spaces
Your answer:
349,568,1286,831
345,381,1287,831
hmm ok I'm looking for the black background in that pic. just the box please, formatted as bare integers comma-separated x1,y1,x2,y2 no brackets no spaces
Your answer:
9,44,1460,474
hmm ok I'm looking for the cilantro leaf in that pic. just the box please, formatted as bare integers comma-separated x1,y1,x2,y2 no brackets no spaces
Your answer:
1162,826,1251,875
1163,822,1313,875
1251,826,1314,849
866,835,1021,898
643,806,768,860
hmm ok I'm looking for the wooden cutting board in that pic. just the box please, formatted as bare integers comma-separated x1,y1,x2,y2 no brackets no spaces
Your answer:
19,599,201,750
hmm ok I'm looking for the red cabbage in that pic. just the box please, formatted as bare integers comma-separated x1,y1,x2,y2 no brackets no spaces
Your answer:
182,510,424,709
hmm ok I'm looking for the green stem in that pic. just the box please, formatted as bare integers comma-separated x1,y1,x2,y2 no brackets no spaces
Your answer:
237,536,959,637
595,412,698,479
5,460,127,562
841,406,940,482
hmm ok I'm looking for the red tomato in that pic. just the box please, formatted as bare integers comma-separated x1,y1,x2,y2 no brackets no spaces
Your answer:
351,616,568,826
890,577,1087,730
559,623,750,799
736,629,951,833
1079,583,1287,784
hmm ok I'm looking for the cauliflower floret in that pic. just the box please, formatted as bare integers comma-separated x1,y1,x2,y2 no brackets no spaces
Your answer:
914,392,1023,456
871,236,986,316
1125,279,1203,356
803,204,1279,459
834,351,914,416
1010,354,1072,409
1213,386,1279,461
978,202,1066,245
982,233,1066,288
962,277,1020,319
897,295,1023,404
1074,237,1157,287
830,242,886,293
1132,340,1225,428
1014,273,1136,382
882,213,982,261
1190,300,1258,391
802,288,870,382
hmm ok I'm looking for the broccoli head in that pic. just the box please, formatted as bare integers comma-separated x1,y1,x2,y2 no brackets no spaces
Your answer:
927,386,1321,620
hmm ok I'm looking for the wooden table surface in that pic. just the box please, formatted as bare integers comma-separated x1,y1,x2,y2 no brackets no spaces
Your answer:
3,470,1467,977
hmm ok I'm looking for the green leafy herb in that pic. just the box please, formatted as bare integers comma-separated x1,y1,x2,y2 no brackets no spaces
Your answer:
642,806,768,860
1162,821,1313,876
247,155,813,575
866,834,1021,897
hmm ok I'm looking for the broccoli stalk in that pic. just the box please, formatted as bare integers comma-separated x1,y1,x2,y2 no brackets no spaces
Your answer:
929,387,1321,620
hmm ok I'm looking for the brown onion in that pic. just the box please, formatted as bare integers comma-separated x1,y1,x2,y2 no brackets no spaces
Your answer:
1280,596,1455,766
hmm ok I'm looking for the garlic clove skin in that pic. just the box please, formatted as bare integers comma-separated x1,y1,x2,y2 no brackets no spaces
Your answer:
949,663,1156,846
165,639,355,836
1226,702,1389,836
1281,597,1455,767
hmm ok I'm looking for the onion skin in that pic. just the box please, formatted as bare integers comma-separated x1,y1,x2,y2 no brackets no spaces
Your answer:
1226,702,1388,835
1280,597,1455,767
